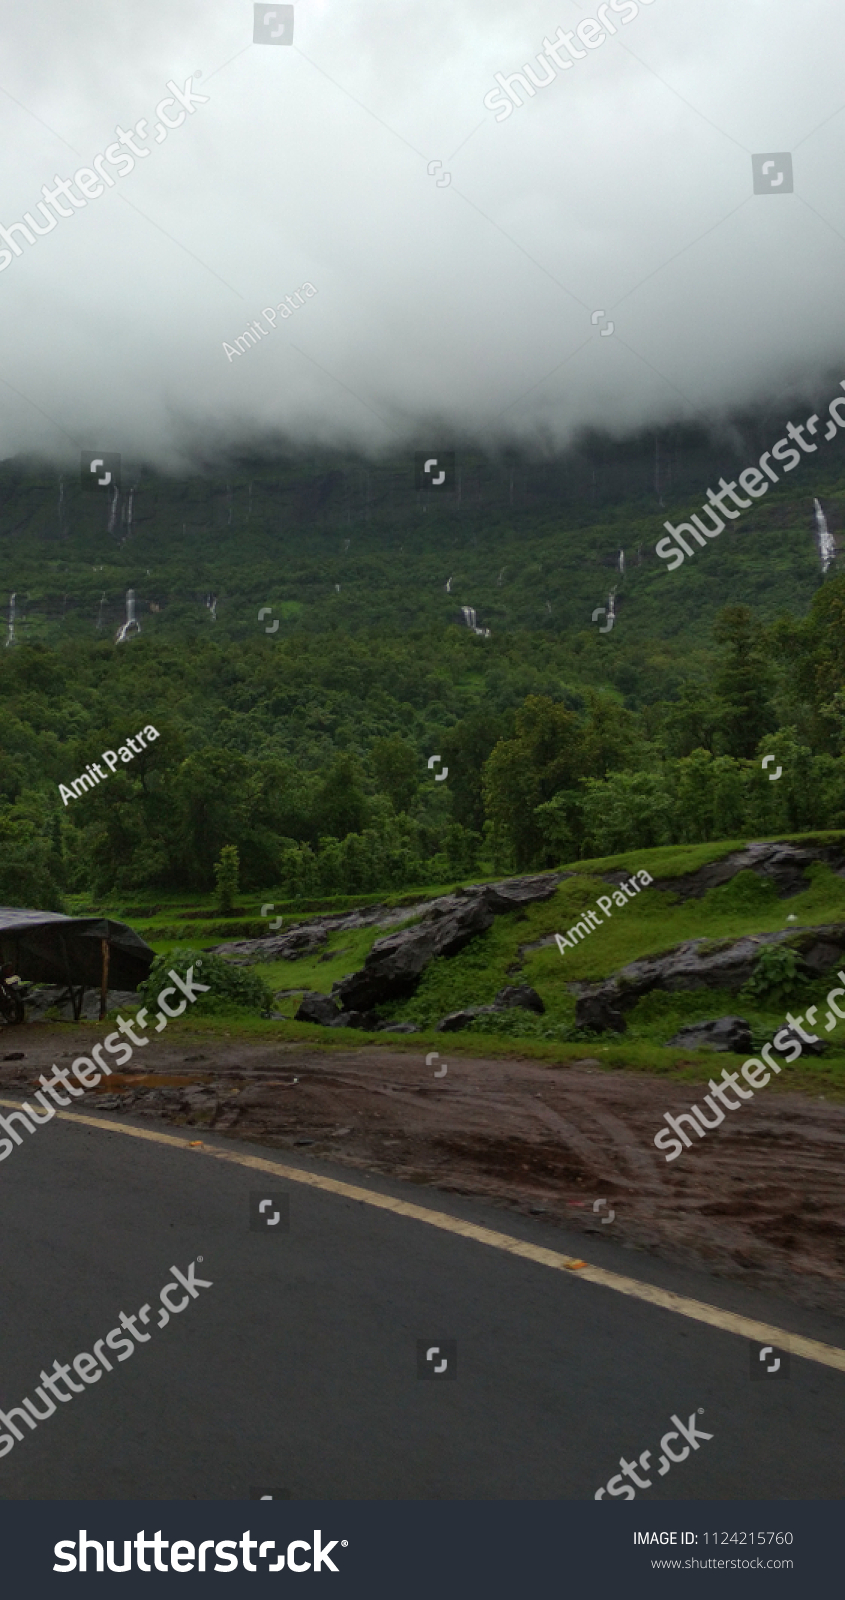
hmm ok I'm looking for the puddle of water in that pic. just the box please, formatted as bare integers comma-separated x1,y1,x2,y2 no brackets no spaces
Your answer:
91,1074,211,1091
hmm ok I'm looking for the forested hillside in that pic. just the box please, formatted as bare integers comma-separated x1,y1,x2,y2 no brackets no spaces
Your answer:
3,416,845,909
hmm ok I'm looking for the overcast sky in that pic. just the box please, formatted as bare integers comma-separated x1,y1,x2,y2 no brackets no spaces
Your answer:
0,0,842,468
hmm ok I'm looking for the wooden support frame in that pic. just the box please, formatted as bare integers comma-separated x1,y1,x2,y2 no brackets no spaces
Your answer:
100,936,110,1021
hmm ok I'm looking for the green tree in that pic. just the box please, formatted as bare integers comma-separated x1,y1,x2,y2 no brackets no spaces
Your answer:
483,696,584,869
0,792,65,910
711,605,773,759
659,682,720,758
214,845,240,914
312,755,369,840
580,770,675,855
171,749,253,888
441,711,511,834
370,735,419,814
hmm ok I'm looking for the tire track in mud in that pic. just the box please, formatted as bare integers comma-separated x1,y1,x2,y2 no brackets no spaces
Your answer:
2,1030,844,1316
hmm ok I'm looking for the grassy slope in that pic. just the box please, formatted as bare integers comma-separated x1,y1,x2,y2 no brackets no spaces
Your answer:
90,831,845,1102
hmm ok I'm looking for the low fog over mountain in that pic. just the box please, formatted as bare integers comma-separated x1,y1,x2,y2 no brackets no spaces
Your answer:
0,0,842,466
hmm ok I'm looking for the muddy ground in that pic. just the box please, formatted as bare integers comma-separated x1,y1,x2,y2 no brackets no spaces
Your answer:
3,1026,844,1317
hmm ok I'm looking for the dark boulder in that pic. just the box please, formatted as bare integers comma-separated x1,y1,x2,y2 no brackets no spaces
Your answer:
436,1004,504,1032
376,1021,419,1033
772,1024,826,1057
573,926,845,1019
494,984,545,1014
436,1009,484,1032
294,991,342,1026
650,840,845,903
329,1010,381,1029
216,925,328,964
667,1016,752,1053
575,994,627,1034
333,874,560,1012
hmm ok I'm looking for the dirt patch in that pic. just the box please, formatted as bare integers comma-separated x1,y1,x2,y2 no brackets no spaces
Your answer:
3,1025,844,1316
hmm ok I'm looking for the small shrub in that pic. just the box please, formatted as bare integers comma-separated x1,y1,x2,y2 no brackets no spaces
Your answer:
140,947,274,1016
739,944,807,1007
703,870,779,915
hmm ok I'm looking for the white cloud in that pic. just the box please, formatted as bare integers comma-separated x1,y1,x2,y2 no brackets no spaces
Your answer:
0,0,842,466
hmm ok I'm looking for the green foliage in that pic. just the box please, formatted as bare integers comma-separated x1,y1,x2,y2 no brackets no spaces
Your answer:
711,605,774,758
739,944,807,1006
370,735,419,814
701,869,779,916
139,947,274,1016
482,693,634,868
387,921,514,1025
6,443,845,904
580,771,675,855
0,791,64,909
214,845,240,915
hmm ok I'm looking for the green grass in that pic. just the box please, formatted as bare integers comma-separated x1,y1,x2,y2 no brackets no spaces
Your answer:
61,829,845,1100
232,833,845,1095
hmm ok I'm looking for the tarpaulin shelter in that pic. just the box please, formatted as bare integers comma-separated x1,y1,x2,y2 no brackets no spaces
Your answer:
0,907,154,1020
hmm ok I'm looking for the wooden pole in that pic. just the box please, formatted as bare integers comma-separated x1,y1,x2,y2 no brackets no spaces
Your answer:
99,937,110,1021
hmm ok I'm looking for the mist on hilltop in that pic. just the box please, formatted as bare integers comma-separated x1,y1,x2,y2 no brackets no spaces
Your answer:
0,0,842,470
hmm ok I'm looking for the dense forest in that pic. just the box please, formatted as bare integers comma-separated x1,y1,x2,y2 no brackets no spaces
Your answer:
2,414,845,909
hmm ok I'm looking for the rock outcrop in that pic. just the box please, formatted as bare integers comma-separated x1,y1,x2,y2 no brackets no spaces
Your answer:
294,991,342,1026
332,875,560,1012
436,983,546,1032
667,1016,752,1053
646,840,845,902
495,984,545,1013
436,1008,498,1033
213,901,423,965
574,993,627,1034
573,924,845,1030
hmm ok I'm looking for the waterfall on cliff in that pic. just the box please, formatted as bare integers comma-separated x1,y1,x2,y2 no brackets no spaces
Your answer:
115,588,141,644
460,605,491,637
814,499,836,574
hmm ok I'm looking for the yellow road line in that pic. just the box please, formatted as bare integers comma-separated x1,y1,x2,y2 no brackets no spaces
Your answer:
6,1099,845,1375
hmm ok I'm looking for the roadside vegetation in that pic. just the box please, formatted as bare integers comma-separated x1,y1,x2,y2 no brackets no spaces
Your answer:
59,832,845,1103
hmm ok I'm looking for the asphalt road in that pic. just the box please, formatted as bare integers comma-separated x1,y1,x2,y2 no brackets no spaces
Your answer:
0,1105,843,1501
